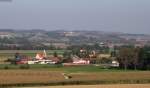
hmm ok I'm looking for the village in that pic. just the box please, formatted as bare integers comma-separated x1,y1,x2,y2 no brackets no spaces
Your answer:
12,49,119,68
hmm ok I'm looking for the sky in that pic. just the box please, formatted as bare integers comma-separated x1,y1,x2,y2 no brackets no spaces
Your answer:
0,0,150,34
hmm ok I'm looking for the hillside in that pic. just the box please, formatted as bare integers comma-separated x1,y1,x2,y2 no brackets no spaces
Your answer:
0,29,150,49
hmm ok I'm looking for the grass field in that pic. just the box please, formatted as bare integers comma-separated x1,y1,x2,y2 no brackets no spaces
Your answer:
0,50,68,54
0,64,132,71
22,84,150,88
0,64,149,72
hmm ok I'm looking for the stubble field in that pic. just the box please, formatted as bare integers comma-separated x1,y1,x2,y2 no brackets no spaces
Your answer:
22,84,150,88
0,69,150,87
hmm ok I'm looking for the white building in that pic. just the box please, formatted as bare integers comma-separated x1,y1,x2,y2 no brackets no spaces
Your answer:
111,61,119,67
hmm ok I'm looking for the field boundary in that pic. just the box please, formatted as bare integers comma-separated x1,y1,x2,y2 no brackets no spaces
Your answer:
0,79,150,87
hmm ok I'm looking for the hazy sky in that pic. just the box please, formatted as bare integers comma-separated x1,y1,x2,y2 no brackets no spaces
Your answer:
0,0,150,34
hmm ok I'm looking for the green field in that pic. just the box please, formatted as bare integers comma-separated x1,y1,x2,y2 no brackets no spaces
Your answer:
0,50,68,54
0,64,117,71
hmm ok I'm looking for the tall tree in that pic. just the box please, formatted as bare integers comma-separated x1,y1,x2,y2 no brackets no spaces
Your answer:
117,47,135,70
138,46,150,70
53,52,58,57
132,48,140,70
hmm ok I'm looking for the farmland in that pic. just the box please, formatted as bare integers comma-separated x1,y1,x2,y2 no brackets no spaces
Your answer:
0,50,150,87
0,50,67,54
22,84,150,88
0,68,149,87
0,50,67,57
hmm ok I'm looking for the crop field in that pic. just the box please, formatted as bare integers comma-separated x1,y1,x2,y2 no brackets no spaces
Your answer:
0,70,64,85
22,84,150,88
0,69,149,87
0,50,149,87
0,50,67,54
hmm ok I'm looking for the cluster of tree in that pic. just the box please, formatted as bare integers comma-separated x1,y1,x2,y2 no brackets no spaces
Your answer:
117,46,150,70
68,43,109,53
0,37,14,43
0,37,65,50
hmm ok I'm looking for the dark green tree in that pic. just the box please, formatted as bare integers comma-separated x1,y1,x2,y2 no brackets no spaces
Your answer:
117,47,135,70
53,51,58,57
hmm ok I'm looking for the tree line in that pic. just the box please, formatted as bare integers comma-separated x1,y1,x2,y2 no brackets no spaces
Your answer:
117,46,150,70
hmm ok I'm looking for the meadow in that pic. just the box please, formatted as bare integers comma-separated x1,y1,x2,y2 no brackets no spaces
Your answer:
0,50,67,54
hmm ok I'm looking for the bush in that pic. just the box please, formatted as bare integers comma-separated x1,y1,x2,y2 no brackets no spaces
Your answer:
4,66,9,69
19,65,30,69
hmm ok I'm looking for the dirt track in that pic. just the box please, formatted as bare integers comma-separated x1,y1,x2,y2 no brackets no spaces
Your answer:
24,84,150,88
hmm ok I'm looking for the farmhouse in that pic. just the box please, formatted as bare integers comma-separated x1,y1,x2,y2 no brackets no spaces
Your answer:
63,55,90,66
72,56,90,64
16,55,31,64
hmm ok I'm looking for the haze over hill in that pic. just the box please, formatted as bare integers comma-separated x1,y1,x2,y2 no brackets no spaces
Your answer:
0,29,149,50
